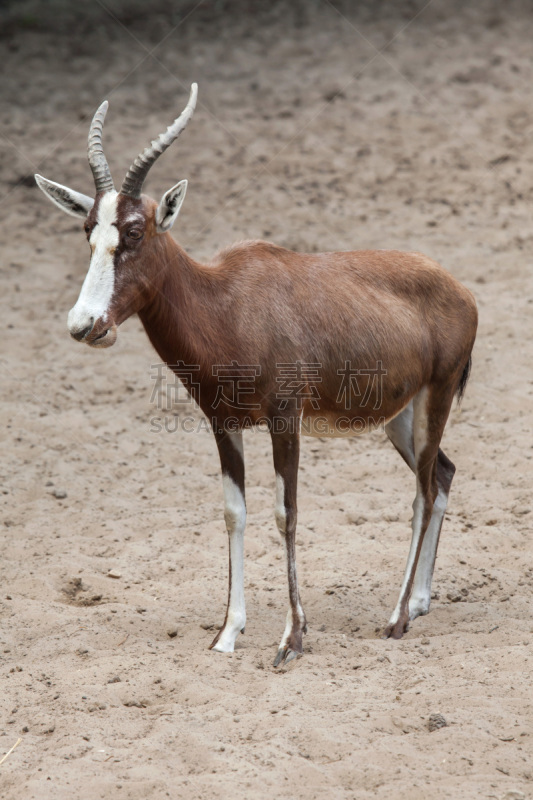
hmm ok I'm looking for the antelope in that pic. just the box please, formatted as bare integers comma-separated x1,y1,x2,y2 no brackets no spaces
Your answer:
35,84,477,666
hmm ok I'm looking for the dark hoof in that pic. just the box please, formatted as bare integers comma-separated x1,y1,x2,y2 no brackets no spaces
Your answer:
382,619,409,640
273,646,302,668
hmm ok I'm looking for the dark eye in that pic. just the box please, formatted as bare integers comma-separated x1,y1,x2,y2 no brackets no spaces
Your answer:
127,228,143,240
84,223,91,236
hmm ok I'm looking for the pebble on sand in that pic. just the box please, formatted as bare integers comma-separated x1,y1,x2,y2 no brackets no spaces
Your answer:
428,713,448,732
107,569,122,579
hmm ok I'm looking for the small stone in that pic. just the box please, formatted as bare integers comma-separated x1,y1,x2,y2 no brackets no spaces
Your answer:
447,591,462,603
428,713,448,732
107,676,121,684
107,569,122,579
200,623,215,630
40,721,55,735
512,506,530,516
167,627,178,638
52,489,67,499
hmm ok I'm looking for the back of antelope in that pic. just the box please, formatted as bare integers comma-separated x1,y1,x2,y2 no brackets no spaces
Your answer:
36,84,478,666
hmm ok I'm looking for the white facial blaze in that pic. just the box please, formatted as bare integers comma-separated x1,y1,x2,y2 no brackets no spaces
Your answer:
67,191,119,335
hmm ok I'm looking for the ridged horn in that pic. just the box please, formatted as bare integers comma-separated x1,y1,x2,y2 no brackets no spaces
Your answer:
87,100,115,194
120,83,198,199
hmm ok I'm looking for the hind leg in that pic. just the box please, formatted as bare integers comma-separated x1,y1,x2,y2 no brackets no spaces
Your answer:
383,386,456,638
271,428,307,667
408,448,455,620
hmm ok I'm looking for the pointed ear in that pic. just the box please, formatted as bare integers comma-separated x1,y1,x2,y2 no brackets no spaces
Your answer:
35,174,94,219
155,180,187,233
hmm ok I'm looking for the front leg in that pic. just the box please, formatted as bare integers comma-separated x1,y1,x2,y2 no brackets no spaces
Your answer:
271,429,307,667
209,430,246,654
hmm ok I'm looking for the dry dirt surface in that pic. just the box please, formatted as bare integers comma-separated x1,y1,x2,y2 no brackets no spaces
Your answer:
1,2,532,798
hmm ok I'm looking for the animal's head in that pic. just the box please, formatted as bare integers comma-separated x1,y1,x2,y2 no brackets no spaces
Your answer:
35,84,197,348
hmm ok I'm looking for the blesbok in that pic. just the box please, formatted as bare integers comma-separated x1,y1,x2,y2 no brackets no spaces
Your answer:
35,84,477,666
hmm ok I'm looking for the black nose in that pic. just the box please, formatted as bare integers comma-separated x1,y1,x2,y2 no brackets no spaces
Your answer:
70,319,94,341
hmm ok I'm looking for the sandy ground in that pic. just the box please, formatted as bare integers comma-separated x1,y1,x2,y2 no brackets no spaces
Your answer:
1,2,533,798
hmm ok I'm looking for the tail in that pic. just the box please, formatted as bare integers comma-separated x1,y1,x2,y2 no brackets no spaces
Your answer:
455,355,472,404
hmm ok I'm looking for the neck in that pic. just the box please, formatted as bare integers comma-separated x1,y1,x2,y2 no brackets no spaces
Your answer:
137,233,221,372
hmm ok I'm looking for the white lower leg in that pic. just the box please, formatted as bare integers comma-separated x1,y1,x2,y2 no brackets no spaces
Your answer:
275,474,305,653
409,488,448,619
279,607,293,651
388,389,432,630
211,473,246,653
388,488,425,628
278,596,306,651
